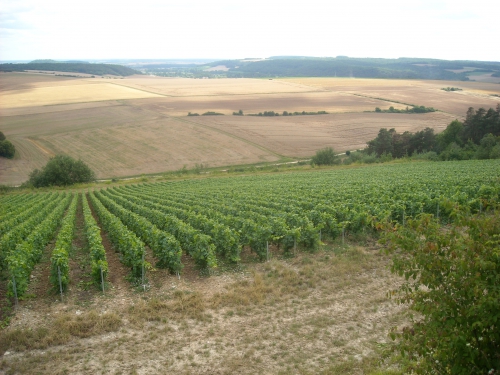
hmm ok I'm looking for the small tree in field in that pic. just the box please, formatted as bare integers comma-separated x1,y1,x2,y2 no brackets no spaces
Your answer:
27,155,95,187
381,199,500,374
0,140,15,158
311,147,337,166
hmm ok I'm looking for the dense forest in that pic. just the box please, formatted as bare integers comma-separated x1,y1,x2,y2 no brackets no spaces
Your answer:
138,57,500,80
0,60,139,76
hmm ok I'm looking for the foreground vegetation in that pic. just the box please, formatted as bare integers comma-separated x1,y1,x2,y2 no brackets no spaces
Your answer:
0,160,499,373
383,202,500,374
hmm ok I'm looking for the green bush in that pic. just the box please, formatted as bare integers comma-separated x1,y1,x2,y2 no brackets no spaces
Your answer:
311,147,337,166
0,140,15,158
382,202,500,374
27,155,95,187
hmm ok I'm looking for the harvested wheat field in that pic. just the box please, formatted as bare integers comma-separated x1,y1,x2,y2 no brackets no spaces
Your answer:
1,72,497,185
190,111,455,156
0,103,279,185
125,91,407,117
104,76,320,96
279,77,500,116
1,82,161,109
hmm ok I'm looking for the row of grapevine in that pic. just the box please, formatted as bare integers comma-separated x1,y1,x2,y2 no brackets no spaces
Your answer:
6,194,73,297
0,193,58,237
125,161,499,249
88,191,146,278
104,187,241,262
82,194,109,285
114,185,311,256
50,194,79,291
93,191,183,273
0,194,65,269
94,190,216,268
0,193,46,222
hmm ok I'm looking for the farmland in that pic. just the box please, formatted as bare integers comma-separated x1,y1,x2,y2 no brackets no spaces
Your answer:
1,72,499,186
0,160,499,374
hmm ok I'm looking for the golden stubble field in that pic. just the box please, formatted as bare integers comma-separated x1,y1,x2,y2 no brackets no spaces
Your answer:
1,72,499,185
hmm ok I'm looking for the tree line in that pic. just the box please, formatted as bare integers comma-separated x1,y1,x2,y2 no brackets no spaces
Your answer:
311,105,500,166
365,105,500,160
0,62,139,76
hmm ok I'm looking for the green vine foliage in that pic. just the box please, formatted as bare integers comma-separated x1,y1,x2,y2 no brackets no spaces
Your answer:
50,194,78,291
94,190,182,274
82,194,108,285
382,200,500,374
88,192,145,279
7,194,71,297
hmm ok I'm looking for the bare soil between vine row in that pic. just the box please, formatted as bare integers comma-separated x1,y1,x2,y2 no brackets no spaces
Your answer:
0,230,406,375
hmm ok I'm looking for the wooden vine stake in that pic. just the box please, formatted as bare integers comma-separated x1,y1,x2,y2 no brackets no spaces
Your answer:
12,276,18,309
266,241,269,262
100,265,105,293
141,251,145,292
58,266,63,302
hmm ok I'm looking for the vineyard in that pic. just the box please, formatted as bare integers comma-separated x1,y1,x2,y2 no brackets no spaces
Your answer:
0,160,499,301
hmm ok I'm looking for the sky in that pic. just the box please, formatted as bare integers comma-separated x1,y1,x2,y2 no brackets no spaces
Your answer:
1,0,499,62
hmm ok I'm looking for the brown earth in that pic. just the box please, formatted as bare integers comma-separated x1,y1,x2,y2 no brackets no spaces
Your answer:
0,238,407,375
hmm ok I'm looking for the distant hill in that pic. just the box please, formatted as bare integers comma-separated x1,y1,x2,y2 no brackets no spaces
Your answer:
0,62,139,76
139,56,500,80
29,59,91,64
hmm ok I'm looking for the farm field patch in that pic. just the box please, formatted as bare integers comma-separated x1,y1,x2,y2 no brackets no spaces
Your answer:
0,104,278,185
191,111,454,156
125,91,407,116
278,78,500,116
0,82,162,109
105,76,319,96
1,73,498,185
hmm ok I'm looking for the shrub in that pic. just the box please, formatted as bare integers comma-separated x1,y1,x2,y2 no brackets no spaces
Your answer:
382,202,500,374
27,155,95,187
0,140,15,158
311,147,337,166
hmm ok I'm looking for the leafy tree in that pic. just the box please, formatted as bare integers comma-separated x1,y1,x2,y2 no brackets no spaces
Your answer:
27,155,95,187
409,128,436,155
311,147,337,166
475,133,500,159
437,120,464,151
0,131,5,141
0,140,15,158
382,201,500,374
366,128,394,156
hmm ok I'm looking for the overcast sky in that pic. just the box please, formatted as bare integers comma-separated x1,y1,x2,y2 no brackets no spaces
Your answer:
1,0,499,62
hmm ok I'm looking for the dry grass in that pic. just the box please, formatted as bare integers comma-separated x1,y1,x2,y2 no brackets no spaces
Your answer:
0,241,407,375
